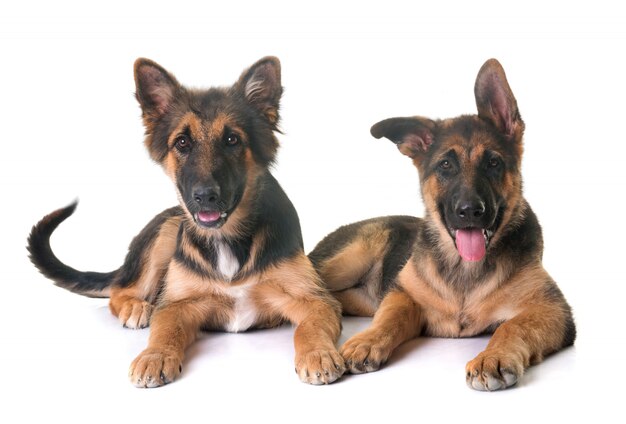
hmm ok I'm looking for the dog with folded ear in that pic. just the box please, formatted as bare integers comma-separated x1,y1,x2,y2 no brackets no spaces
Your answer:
28,56,345,387
309,58,576,391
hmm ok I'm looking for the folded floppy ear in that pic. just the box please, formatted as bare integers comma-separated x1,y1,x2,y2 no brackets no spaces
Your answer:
235,56,282,125
474,58,523,140
134,58,180,117
370,117,437,159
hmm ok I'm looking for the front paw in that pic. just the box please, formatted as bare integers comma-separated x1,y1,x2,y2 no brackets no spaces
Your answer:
295,349,345,385
465,349,523,391
340,332,392,374
129,348,182,388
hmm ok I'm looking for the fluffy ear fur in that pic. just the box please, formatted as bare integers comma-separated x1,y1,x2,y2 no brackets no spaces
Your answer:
474,58,523,140
134,58,180,118
370,117,437,159
235,56,282,125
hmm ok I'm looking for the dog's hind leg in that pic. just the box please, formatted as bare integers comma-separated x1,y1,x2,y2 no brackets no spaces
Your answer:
109,287,155,329
309,220,393,314
314,242,385,316
312,237,380,291
309,217,418,316
109,210,182,329
333,288,379,316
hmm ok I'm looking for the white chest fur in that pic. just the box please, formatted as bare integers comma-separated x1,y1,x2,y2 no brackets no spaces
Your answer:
212,241,257,332
223,283,258,333
215,241,240,281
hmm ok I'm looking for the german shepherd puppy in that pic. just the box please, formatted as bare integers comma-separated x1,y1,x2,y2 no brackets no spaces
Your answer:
309,59,576,391
28,57,345,387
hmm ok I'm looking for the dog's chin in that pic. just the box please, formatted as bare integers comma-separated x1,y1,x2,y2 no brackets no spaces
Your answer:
193,210,229,229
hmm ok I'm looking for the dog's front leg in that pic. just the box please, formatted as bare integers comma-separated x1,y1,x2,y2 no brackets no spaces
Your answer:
341,289,422,374
260,255,345,385
291,298,345,385
128,301,203,388
466,303,573,391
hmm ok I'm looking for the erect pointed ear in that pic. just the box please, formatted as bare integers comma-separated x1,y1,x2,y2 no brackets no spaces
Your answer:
134,58,180,117
474,58,523,139
370,117,437,159
235,56,282,125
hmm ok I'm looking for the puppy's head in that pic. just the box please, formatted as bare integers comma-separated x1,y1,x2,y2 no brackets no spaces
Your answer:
371,59,525,262
134,57,282,231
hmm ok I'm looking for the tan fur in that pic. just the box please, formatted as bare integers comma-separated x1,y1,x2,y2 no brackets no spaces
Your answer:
313,59,574,390
162,112,264,241
315,241,373,291
166,111,243,150
421,178,459,265
27,57,342,388
338,216,571,387
318,224,389,292
336,177,568,386
128,77,344,386
314,222,393,315
340,290,421,373
333,289,379,316
257,254,343,384
138,216,182,299
108,214,182,328
109,286,153,329
129,298,211,386
168,113,204,145
397,259,459,336
131,252,344,387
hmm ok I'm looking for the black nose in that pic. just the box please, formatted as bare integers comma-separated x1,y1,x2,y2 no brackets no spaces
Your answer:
193,185,221,207
456,197,485,220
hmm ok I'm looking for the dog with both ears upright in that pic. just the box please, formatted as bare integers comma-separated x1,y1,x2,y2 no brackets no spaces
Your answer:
309,59,576,391
28,57,345,387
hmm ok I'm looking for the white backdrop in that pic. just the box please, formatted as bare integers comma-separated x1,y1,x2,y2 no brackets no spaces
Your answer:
1,1,624,423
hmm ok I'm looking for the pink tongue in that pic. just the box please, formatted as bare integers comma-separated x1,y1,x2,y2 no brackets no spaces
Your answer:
455,229,486,262
197,211,221,223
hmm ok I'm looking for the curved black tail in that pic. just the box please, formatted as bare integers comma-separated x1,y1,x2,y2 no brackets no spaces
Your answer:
27,201,118,298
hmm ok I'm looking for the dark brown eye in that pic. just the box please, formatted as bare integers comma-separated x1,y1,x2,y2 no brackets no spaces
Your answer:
225,133,240,146
488,157,500,168
439,160,451,170
175,135,191,152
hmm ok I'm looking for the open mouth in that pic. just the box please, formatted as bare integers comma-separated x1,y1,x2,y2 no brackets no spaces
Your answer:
452,228,494,262
194,210,229,228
